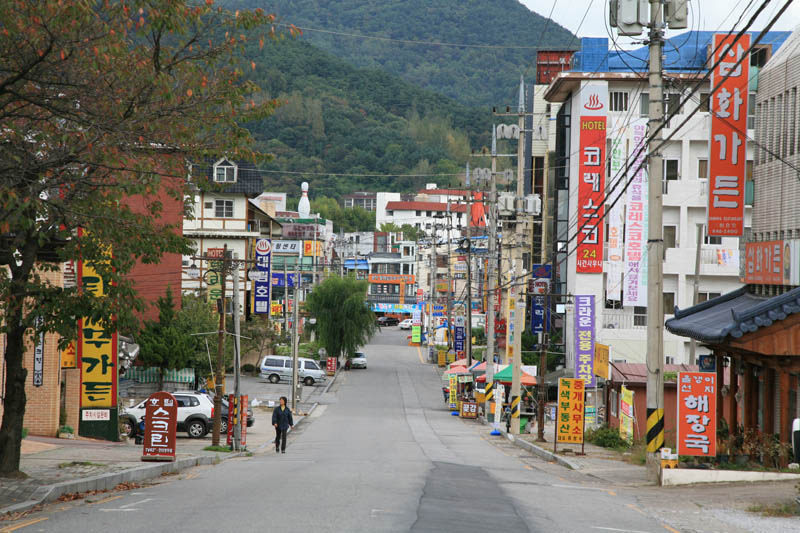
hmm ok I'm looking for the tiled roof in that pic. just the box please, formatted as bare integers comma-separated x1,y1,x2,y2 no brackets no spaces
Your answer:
609,362,698,385
385,201,467,213
417,189,470,196
194,159,263,196
665,286,800,344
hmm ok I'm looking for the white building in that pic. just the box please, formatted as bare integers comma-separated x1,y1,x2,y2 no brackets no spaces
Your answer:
378,200,468,241
546,72,754,366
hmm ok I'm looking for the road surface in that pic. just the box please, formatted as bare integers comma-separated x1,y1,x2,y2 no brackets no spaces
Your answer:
30,328,677,532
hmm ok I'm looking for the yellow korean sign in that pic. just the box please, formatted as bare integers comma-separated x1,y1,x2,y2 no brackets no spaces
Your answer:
595,343,610,380
271,302,283,316
303,240,323,257
61,341,77,369
556,378,585,444
79,258,117,408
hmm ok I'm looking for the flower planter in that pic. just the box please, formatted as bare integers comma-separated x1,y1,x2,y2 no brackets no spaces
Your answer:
58,431,74,439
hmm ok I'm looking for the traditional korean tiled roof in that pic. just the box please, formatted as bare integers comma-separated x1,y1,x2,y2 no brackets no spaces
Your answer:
665,286,800,344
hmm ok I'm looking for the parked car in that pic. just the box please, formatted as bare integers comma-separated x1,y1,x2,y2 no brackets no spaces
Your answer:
350,351,367,369
259,355,327,386
120,391,214,438
399,319,413,330
377,316,399,326
220,397,255,434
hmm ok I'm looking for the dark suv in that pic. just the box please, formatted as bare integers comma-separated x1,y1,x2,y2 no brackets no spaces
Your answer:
377,316,399,326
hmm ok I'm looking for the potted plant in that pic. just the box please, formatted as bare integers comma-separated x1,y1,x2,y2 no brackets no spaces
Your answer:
740,428,761,465
716,437,730,464
58,425,75,439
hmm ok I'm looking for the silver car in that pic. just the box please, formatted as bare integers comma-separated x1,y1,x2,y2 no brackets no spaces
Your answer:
259,355,327,385
350,352,367,369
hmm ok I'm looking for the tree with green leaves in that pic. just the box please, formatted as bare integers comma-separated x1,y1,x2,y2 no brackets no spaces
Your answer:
137,290,196,391
400,224,424,242
0,0,281,475
305,276,376,360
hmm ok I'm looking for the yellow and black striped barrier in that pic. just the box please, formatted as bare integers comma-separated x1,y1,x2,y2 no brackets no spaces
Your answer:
510,395,520,419
485,381,494,403
646,407,664,453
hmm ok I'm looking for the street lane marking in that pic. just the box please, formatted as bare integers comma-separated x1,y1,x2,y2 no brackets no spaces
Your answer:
592,526,650,533
416,346,423,364
1,517,48,532
626,504,647,516
552,484,607,491
121,498,152,509
89,495,122,505
607,490,616,496
662,526,680,533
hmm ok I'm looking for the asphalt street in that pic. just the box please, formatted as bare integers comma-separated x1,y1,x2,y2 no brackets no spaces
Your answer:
30,328,677,532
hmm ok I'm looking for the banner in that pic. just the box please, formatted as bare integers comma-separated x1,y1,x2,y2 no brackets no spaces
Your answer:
449,374,458,410
411,326,421,343
623,119,649,307
557,378,585,444
744,240,784,284
576,81,607,273
708,33,750,237
594,343,609,380
61,340,77,369
606,135,626,297
205,248,224,303
677,372,717,457
619,386,634,444
79,257,117,408
574,295,595,387
254,239,272,314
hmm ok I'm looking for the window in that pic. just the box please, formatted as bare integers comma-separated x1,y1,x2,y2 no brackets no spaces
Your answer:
698,92,710,113
663,159,679,193
305,361,320,371
665,356,675,365
204,201,213,210
639,93,649,117
610,389,618,417
667,93,682,116
697,292,722,303
175,395,190,408
663,292,675,313
264,358,282,367
697,224,721,246
214,199,234,218
791,88,797,156
416,210,421,216
697,158,708,180
610,91,629,112
634,306,647,326
748,93,757,130
427,211,432,217
746,160,754,182
213,160,237,183
663,225,677,258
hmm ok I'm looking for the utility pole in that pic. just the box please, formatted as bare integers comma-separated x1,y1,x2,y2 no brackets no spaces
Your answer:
537,126,551,443
645,0,666,461
211,246,228,447
484,124,498,422
431,224,438,348
291,262,301,412
283,260,288,334
510,76,526,434
466,185,474,368
446,208,453,350
689,223,703,365
232,259,242,451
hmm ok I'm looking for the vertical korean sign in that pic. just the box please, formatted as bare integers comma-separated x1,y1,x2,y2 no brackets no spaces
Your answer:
142,391,178,461
576,82,607,273
619,386,634,444
708,33,750,236
32,316,44,387
623,119,649,306
79,255,117,410
574,295,595,387
254,239,272,314
206,248,224,304
556,378,585,443
677,372,717,457
606,135,626,296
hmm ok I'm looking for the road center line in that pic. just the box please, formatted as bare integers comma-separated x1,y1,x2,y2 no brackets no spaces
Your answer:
552,484,608,491
1,517,49,532
591,528,653,533
120,498,152,509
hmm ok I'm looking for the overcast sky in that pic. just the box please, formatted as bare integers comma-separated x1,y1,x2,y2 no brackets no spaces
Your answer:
520,0,800,47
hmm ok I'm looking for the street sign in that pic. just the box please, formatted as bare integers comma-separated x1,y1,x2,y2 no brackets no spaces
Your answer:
254,239,272,315
454,326,465,352
33,316,44,387
327,357,337,375
142,391,177,462
556,378,585,444
677,372,717,457
241,395,248,447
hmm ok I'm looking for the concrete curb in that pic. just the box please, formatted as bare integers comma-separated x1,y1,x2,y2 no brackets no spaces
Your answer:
0,451,246,516
476,416,581,470
321,368,340,395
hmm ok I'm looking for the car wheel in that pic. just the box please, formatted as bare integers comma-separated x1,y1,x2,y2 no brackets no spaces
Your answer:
120,417,135,438
269,374,280,384
220,418,228,435
186,419,207,438
304,377,315,386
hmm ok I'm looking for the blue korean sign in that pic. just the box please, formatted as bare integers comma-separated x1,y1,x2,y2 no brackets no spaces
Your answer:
271,272,297,287
531,264,552,279
531,296,548,334
254,239,272,314
454,326,465,351
432,305,445,317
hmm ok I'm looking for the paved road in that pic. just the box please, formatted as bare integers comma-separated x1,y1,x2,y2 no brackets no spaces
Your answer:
32,328,674,532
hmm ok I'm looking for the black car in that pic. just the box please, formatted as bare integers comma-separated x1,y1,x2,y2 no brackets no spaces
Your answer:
377,316,399,326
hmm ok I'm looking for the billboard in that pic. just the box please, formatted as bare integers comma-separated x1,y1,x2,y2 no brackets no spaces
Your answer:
707,33,750,237
677,372,717,457
556,378,585,444
576,81,607,273
79,257,117,409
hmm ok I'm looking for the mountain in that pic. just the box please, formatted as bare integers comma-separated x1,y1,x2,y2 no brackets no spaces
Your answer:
243,38,495,198
225,0,576,107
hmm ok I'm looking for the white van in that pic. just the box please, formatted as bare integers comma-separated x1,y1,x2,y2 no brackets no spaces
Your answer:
259,355,327,386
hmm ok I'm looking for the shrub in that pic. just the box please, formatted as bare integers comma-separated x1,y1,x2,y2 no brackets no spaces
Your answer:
22,427,28,439
586,425,631,450
58,425,74,434
241,363,256,374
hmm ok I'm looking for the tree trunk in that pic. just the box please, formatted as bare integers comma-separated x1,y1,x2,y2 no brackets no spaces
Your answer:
0,305,29,476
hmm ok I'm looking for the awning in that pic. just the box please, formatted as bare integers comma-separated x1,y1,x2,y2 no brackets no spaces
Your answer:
344,259,369,270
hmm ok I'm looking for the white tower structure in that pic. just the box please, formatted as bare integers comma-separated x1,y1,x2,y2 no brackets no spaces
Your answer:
298,181,311,218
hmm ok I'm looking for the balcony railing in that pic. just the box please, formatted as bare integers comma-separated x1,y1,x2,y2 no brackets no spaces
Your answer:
600,310,647,330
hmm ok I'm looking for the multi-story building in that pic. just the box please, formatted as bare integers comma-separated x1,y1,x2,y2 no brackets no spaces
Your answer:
378,200,468,241
342,191,377,211
545,32,790,366
366,244,419,316
182,158,282,315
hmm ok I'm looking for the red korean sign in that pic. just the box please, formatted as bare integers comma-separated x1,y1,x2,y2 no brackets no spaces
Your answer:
326,357,337,375
576,83,607,273
677,372,717,457
708,33,750,237
744,240,783,284
142,391,177,462
226,394,236,446
240,395,248,447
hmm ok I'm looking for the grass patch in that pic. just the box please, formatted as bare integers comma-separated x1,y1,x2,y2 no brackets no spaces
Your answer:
585,425,631,452
626,442,647,465
746,502,800,517
203,445,232,453
58,461,105,469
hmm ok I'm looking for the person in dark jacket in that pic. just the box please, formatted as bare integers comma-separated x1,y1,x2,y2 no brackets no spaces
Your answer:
272,396,293,453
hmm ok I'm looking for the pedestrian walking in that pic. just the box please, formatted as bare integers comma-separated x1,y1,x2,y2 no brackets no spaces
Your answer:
272,396,293,454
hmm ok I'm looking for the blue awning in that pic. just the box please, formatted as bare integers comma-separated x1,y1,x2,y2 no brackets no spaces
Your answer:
345,259,369,270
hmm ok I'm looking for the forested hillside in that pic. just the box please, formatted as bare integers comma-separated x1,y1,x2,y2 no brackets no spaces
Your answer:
224,0,576,106
243,38,494,198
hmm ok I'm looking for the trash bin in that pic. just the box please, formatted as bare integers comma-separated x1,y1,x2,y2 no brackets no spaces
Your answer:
520,416,529,433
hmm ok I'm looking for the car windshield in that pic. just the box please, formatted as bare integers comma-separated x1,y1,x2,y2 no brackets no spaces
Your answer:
353,353,365,359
